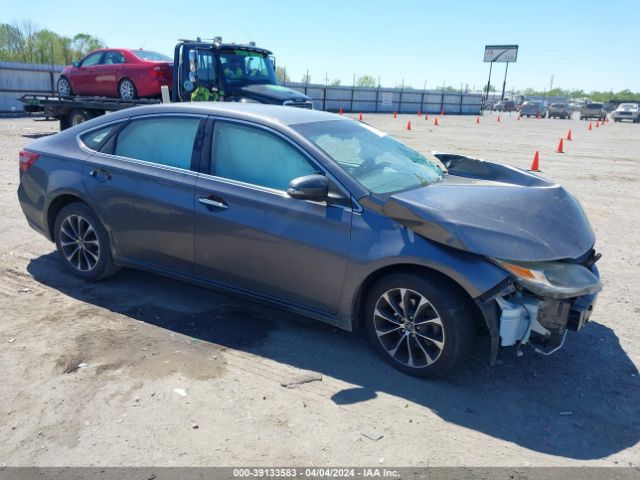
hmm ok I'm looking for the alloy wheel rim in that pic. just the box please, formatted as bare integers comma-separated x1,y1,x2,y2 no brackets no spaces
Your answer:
373,288,445,368
120,81,134,100
59,214,100,272
58,79,70,96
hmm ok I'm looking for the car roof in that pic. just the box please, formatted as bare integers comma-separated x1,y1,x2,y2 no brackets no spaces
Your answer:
96,102,346,127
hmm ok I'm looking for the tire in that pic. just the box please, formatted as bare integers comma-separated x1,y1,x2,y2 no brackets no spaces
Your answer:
118,78,137,100
57,76,73,96
69,109,93,127
54,202,119,281
363,273,477,378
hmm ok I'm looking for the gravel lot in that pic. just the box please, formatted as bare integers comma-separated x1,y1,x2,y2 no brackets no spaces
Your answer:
0,111,638,467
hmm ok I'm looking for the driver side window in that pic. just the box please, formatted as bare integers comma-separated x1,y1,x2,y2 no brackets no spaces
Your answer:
211,122,319,191
81,52,103,67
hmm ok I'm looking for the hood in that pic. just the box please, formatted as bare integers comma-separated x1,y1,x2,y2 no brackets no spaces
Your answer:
237,84,311,103
381,154,595,262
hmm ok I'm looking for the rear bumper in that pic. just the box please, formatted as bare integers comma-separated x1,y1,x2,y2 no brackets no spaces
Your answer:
17,181,50,240
135,79,172,98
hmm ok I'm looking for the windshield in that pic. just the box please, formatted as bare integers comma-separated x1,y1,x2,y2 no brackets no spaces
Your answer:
133,50,172,62
551,103,566,108
618,103,638,110
219,49,276,86
293,120,444,195
586,104,602,109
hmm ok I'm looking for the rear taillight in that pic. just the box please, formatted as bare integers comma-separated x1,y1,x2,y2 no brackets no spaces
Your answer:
19,150,39,172
153,65,170,79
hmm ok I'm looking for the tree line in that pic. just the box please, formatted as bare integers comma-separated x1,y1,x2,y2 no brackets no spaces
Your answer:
521,87,640,103
0,20,104,65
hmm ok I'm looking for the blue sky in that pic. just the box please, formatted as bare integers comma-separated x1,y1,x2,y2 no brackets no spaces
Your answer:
14,0,639,92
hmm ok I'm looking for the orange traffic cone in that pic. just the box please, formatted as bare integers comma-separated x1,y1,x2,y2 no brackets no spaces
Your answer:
406,120,412,130
588,122,592,130
425,113,429,120
517,114,521,121
440,110,445,116
393,111,397,119
529,151,541,172
497,115,501,122
476,116,480,124
556,138,564,153
566,129,572,141
434,117,439,126
359,112,363,121
339,107,343,115
595,120,600,128
417,110,421,117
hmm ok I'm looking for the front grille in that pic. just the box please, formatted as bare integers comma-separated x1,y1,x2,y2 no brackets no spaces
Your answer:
283,100,314,109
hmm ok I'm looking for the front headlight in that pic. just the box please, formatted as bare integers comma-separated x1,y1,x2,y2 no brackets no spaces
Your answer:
238,97,260,104
491,258,602,299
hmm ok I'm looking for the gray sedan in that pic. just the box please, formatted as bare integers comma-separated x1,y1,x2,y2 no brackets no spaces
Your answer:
17,104,602,377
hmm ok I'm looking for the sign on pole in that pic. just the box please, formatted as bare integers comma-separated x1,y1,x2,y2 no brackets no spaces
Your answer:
483,45,518,63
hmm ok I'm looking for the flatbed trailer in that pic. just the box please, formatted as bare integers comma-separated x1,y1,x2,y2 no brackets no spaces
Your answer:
17,37,313,130
18,94,161,130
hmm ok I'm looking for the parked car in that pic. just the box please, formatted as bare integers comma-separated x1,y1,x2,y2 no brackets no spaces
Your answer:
57,49,173,100
579,103,607,121
519,101,546,117
494,100,516,112
547,103,572,119
17,104,602,377
611,103,640,123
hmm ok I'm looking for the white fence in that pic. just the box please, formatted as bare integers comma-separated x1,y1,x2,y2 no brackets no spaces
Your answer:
0,61,63,112
284,82,482,114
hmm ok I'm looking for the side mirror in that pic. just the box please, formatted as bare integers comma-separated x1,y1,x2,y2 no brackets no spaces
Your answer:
72,61,80,68
287,175,329,201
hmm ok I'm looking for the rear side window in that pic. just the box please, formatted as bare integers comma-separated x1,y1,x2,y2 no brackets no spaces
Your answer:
114,117,201,170
103,51,125,65
80,124,120,151
211,122,319,190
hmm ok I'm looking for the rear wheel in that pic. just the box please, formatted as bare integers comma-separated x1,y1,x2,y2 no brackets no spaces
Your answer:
363,273,477,377
119,79,137,100
54,203,118,281
57,76,72,96
70,109,93,127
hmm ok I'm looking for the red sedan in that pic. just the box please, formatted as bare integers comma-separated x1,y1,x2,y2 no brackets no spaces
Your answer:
57,48,173,100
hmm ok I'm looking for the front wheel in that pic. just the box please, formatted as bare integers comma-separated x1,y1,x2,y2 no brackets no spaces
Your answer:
118,79,137,100
363,273,477,377
54,203,119,281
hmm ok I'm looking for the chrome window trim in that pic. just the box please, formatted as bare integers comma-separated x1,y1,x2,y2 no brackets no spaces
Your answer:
76,118,130,155
77,113,207,177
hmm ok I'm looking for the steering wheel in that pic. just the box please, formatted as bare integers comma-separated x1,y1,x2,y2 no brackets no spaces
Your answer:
352,157,378,176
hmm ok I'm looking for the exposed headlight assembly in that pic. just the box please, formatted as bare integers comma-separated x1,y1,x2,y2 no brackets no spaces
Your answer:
491,258,602,299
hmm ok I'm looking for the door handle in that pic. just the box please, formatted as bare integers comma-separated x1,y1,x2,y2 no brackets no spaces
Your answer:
89,168,112,180
198,197,227,209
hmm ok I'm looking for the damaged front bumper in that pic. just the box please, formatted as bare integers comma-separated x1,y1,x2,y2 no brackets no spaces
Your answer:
477,253,602,361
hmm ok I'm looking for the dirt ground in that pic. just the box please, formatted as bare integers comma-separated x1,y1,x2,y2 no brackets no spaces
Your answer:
0,111,638,467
